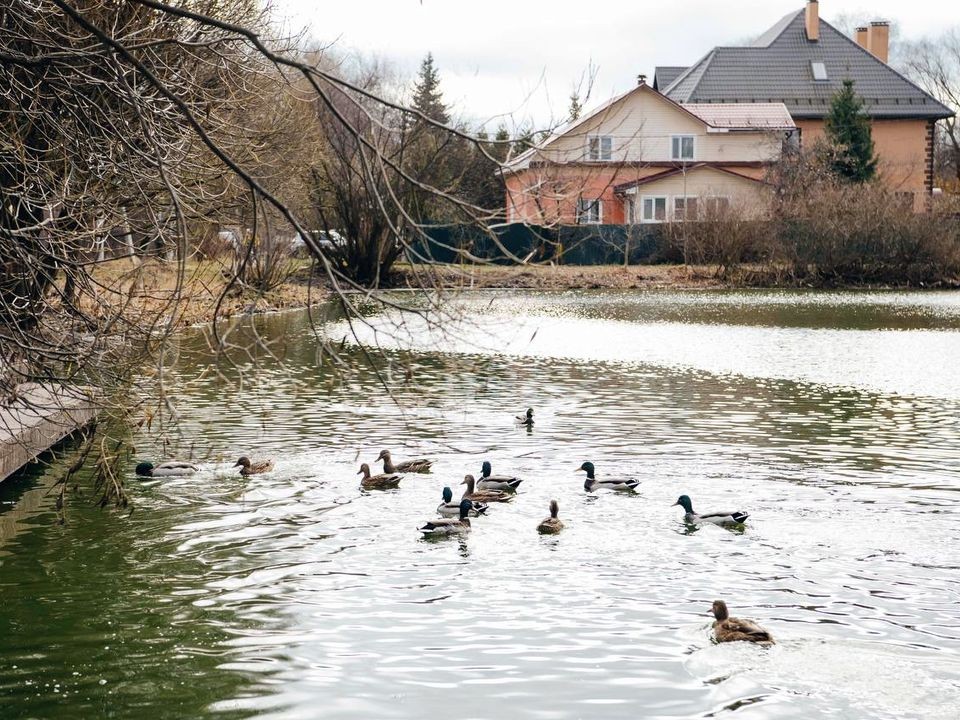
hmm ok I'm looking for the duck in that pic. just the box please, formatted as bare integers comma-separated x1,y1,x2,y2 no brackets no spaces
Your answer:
477,461,523,492
419,499,474,536
674,495,748,526
358,463,401,490
234,456,274,476
577,461,639,492
711,600,775,646
134,460,198,478
516,408,534,426
437,486,487,517
461,474,513,503
537,499,564,534
377,449,433,474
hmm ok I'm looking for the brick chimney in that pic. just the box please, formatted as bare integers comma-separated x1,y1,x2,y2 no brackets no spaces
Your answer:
805,0,820,42
855,26,869,49
867,21,890,63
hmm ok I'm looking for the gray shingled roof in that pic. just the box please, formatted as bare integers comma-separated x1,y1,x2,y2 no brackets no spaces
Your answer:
664,9,953,120
653,66,687,92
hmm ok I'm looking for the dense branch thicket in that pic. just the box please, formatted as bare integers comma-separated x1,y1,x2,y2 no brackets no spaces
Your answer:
0,1,513,412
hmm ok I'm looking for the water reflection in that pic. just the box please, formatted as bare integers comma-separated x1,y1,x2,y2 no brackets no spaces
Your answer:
1,290,959,719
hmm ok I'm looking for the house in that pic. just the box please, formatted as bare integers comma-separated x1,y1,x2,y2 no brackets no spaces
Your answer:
504,82,796,225
658,0,954,209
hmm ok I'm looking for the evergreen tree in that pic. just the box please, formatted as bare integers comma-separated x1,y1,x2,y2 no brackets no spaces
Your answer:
568,89,583,122
412,52,449,124
824,79,878,183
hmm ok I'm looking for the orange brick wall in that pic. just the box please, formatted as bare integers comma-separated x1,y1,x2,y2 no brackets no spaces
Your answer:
796,117,931,205
506,166,667,224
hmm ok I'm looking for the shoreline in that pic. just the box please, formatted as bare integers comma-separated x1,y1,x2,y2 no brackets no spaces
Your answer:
92,258,960,330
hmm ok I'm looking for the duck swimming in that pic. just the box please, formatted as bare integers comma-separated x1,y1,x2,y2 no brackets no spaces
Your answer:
674,495,748,526
516,408,534,426
135,460,198,478
577,462,639,492
234,456,274,476
477,461,523,492
358,463,401,490
377,449,433,474
419,499,474,536
711,600,775,645
537,500,564,534
461,474,513,503
437,486,486,517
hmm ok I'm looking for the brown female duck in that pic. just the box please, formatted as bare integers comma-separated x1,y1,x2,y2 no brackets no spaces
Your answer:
537,500,564,534
358,463,401,490
377,449,433,474
460,474,512,503
234,456,274,476
711,600,775,646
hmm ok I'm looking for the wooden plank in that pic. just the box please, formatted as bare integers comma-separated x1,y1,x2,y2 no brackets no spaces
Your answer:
0,383,99,483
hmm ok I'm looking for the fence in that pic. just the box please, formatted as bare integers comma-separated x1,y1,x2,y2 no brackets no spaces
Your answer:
408,223,669,266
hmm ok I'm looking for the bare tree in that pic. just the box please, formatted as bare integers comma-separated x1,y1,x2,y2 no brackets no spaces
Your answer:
900,29,960,188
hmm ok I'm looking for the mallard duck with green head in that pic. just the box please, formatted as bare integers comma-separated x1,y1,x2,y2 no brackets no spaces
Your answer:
419,499,474,536
135,460,198,478
377,449,433,474
537,500,564,534
477,461,523,492
461,474,513,503
234,456,274,476
358,463,401,490
577,462,639,492
437,486,487,517
711,600,775,645
674,495,748,526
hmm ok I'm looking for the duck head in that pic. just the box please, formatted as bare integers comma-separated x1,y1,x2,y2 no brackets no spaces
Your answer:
234,456,251,469
577,461,595,479
460,474,476,493
674,495,694,513
711,600,729,621
549,499,559,518
135,462,154,477
459,498,474,520
480,461,492,478
376,449,391,462
357,463,372,479
525,408,534,419
442,486,453,503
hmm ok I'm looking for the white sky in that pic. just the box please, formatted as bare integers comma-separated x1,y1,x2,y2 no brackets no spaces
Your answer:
272,0,950,130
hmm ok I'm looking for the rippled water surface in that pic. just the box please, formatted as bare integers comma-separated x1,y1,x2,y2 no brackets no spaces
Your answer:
2,289,960,719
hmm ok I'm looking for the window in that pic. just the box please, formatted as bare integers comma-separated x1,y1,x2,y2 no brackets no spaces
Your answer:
671,135,695,161
811,61,828,81
587,136,613,161
576,198,603,224
704,197,731,217
640,196,667,223
674,196,699,220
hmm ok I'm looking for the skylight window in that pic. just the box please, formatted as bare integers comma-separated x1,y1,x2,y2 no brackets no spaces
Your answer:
811,62,828,81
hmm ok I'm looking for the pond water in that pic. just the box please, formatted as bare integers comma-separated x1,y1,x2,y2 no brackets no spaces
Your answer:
2,289,960,719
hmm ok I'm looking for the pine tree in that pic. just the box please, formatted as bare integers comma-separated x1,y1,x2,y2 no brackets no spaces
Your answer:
824,79,878,183
568,89,583,122
412,52,449,124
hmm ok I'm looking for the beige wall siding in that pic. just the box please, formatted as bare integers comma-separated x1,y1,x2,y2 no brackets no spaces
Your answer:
624,167,770,220
531,88,784,165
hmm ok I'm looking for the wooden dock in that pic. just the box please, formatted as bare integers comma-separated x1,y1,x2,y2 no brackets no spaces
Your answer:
0,383,99,484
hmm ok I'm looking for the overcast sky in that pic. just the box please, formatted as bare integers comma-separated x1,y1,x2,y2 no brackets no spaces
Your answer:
272,0,947,130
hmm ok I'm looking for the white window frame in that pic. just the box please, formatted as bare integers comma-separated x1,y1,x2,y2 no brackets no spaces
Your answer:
587,135,613,161
640,195,667,224
673,196,700,221
576,197,603,224
671,134,696,161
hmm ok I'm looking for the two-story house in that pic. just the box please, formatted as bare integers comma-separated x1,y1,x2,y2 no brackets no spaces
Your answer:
658,0,953,209
504,81,795,225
